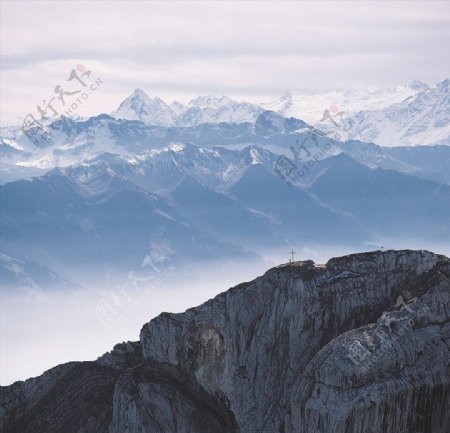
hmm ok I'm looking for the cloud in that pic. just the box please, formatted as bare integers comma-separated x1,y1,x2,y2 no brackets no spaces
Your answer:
1,0,449,123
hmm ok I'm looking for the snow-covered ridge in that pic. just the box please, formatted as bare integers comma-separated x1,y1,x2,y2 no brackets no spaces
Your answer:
342,79,450,146
264,80,430,124
1,79,448,179
112,90,263,127
113,80,431,127
110,79,449,146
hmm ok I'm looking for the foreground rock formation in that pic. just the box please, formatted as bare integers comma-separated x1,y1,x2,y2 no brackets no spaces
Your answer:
1,250,449,433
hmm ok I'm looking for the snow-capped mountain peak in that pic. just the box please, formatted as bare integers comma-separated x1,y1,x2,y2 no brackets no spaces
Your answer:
112,91,262,127
130,88,150,99
112,89,178,126
120,88,166,109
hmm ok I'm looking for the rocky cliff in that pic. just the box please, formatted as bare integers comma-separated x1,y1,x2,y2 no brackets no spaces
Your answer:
1,250,449,433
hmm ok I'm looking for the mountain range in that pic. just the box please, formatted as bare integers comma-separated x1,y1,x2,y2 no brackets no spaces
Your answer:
1,138,449,289
1,80,449,289
108,79,449,146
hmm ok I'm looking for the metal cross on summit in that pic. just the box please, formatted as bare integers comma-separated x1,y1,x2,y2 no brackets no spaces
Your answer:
289,249,296,263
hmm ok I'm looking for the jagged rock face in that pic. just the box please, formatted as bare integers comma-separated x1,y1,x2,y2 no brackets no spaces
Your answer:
1,250,449,433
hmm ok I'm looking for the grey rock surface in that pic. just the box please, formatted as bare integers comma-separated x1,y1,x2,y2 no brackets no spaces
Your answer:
1,250,449,433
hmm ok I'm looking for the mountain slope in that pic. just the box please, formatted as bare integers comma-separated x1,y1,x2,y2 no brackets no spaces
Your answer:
383,144,450,185
344,79,450,146
308,154,450,240
170,175,279,247
228,163,367,244
0,174,255,287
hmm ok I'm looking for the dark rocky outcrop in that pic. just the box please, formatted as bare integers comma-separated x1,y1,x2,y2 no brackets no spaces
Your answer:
1,250,449,433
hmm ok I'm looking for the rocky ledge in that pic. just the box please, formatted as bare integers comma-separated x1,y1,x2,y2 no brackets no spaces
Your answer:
1,249,449,433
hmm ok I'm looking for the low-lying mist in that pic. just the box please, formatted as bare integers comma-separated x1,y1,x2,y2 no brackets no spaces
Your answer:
1,257,269,386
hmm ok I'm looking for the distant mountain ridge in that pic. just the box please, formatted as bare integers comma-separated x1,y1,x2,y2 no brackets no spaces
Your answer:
343,79,450,146
1,80,449,289
112,89,263,127
1,141,449,289
263,79,430,123
108,79,449,146
2,110,449,187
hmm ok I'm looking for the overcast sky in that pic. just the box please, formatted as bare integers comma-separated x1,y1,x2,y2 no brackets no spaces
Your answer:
1,0,449,124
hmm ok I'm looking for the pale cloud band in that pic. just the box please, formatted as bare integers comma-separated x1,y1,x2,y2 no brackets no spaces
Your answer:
1,0,449,124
